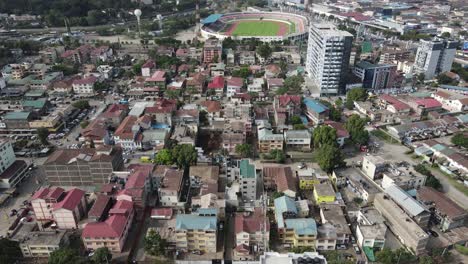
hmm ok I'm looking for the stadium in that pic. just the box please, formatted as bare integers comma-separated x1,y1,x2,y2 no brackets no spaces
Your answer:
201,12,309,42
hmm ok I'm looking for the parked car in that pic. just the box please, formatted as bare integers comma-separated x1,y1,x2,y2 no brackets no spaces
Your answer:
337,244,347,250
353,244,361,254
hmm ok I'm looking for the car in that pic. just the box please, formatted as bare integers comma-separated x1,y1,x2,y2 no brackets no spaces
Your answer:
353,245,361,254
297,163,306,169
429,230,439,237
191,250,203,255
336,244,347,250
10,209,17,216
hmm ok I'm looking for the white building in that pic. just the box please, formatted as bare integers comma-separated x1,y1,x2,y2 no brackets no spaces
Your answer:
356,207,386,250
414,38,459,80
306,23,353,95
0,140,16,174
248,78,264,93
239,159,257,201
72,76,97,96
284,130,311,149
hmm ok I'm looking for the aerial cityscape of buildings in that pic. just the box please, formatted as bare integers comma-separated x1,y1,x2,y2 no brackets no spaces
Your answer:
0,0,466,264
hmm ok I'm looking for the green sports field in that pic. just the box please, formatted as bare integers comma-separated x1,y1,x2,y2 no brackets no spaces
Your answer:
229,20,288,36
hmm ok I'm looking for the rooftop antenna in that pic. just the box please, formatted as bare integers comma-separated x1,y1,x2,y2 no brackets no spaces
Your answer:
134,9,142,37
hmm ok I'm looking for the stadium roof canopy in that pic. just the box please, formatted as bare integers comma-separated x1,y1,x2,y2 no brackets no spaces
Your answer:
202,14,223,25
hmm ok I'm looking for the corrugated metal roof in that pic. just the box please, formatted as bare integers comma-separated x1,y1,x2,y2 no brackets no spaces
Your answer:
385,185,425,217
304,98,328,113
284,218,317,235
274,196,298,228
175,214,217,230
202,14,223,24
240,159,256,179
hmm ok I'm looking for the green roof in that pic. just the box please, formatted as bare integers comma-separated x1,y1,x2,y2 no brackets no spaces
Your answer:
362,41,373,53
240,159,256,179
25,89,45,97
175,214,217,230
363,246,376,262
284,218,317,236
4,111,31,120
22,99,47,109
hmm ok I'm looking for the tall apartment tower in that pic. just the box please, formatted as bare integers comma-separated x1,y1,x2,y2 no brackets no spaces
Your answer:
414,38,459,80
306,23,353,95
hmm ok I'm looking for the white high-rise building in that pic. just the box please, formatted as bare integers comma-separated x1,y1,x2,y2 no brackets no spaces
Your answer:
0,140,16,174
414,38,459,80
306,23,353,96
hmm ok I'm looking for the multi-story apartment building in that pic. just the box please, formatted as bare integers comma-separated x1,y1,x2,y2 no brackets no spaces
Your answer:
234,209,270,260
72,76,97,96
356,208,387,250
417,187,467,232
175,214,217,253
203,38,222,63
257,121,284,153
379,48,411,65
414,38,459,80
42,146,124,186
319,204,352,245
239,159,258,201
10,223,69,258
82,200,134,253
303,98,329,124
306,23,353,95
431,90,468,112
280,218,317,248
0,140,18,181
158,169,185,207
31,187,87,229
353,61,401,91
374,193,429,255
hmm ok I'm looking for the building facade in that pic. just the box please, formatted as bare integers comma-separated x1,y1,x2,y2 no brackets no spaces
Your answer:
414,38,459,80
306,23,353,95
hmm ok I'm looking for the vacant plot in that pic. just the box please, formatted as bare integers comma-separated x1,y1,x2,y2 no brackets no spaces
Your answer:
229,20,288,36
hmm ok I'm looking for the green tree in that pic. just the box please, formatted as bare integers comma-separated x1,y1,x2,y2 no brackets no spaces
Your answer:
256,43,272,61
281,75,304,94
48,248,81,264
323,251,355,264
93,82,110,92
417,73,426,83
440,32,451,38
293,124,307,130
375,248,416,264
0,238,22,264
235,143,253,158
345,88,367,109
92,247,112,264
290,116,302,125
232,67,250,78
345,114,369,145
269,149,286,163
451,133,468,148
316,144,344,173
144,229,167,256
72,100,91,110
154,149,173,165
425,175,442,190
419,256,435,264
313,125,337,148
37,127,50,145
80,121,90,129
271,191,284,199
51,64,78,76
171,144,197,169
132,61,143,75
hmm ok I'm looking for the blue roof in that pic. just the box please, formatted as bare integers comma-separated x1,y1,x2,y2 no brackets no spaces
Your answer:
440,85,468,92
202,14,223,24
458,114,468,123
176,214,217,230
274,196,298,228
300,115,308,125
284,218,317,236
304,98,328,113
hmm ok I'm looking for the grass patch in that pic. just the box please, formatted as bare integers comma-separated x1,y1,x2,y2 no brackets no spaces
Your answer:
232,20,282,36
435,167,468,197
370,129,399,144
455,244,468,255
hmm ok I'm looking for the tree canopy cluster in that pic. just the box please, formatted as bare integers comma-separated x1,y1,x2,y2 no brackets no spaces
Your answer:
154,144,197,169
345,88,367,109
313,125,344,173
345,114,370,146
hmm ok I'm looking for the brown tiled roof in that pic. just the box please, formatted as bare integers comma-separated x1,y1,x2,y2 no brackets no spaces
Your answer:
234,208,270,235
417,187,467,219
88,194,112,219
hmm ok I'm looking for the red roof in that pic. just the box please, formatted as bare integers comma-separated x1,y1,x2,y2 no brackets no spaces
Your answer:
125,169,148,189
268,78,284,87
142,59,155,69
234,208,270,235
115,116,138,140
227,77,244,87
380,94,410,111
278,95,301,107
146,70,166,82
325,121,350,138
414,98,442,109
207,76,225,89
88,194,112,219
31,187,65,200
200,100,222,112
53,188,85,211
82,200,133,239
151,208,173,218
340,12,372,21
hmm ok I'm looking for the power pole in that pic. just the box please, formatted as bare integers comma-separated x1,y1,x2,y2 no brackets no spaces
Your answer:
196,0,201,36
